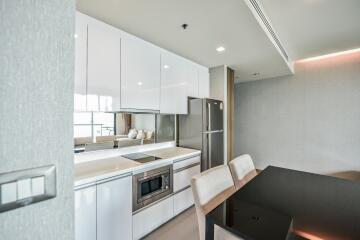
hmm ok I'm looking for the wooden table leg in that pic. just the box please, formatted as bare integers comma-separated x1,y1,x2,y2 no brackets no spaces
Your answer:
205,215,214,240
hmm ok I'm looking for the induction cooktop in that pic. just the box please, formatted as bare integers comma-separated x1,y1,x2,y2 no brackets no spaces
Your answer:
121,153,161,163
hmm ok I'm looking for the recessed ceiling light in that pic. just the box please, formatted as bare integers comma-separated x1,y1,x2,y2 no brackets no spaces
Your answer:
137,82,143,86
74,34,78,39
216,46,226,53
163,65,169,69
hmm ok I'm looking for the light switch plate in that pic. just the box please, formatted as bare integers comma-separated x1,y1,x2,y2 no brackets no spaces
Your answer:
17,179,31,200
1,182,17,204
0,165,56,213
31,176,45,196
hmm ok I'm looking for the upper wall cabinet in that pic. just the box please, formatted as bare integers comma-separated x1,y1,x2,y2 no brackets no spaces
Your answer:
87,18,121,112
121,34,161,110
198,66,210,99
160,52,199,114
75,11,209,114
74,12,88,112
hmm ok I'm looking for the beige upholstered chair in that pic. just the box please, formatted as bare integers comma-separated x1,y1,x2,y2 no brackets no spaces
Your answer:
95,135,116,143
191,165,242,240
84,141,114,152
74,136,93,146
228,154,257,190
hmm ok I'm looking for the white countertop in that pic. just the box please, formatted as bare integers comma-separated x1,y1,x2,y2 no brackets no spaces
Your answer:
74,146,201,188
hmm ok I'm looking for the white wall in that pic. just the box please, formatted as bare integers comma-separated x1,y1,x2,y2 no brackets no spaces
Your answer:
0,1,75,239
234,52,360,174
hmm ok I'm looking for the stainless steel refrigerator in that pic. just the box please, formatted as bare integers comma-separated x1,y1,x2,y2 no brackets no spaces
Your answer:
178,98,224,171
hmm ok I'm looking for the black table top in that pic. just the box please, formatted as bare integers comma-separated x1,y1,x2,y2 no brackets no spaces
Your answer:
206,166,360,240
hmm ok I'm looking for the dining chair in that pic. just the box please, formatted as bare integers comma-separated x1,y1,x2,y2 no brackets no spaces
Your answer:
191,165,242,240
74,136,93,146
228,154,257,190
95,135,116,143
84,141,114,152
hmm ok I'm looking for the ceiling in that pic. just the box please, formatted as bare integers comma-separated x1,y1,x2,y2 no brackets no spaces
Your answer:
77,0,360,82
258,0,360,60
77,0,291,82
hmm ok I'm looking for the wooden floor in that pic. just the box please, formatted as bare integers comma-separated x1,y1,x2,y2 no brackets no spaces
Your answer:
143,207,199,240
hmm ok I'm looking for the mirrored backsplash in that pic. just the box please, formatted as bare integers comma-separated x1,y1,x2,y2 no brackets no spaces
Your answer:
74,112,175,153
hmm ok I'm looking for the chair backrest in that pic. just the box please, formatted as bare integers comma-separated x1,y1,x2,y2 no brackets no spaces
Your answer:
191,165,236,240
74,137,93,146
228,154,257,190
84,141,114,152
96,135,116,143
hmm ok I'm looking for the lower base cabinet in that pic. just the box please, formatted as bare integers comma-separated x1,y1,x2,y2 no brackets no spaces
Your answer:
97,176,132,240
75,186,97,240
174,187,194,215
132,196,174,240
74,174,132,240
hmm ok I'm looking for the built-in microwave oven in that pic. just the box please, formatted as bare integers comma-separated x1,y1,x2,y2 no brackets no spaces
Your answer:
132,165,173,212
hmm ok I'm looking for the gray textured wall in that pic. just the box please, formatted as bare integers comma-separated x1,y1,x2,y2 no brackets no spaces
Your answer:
0,1,75,240
234,53,360,174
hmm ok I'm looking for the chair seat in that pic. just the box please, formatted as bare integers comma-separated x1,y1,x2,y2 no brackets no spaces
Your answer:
215,225,244,240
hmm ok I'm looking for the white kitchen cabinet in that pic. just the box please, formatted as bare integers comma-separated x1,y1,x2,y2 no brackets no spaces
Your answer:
173,164,200,192
74,12,88,111
75,12,209,114
121,34,161,110
173,156,200,216
198,66,210,98
97,175,132,240
174,187,194,215
187,61,199,99
133,196,174,240
87,17,121,112
173,156,201,170
160,52,198,114
75,186,97,240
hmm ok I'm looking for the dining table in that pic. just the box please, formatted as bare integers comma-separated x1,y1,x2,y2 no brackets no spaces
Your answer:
205,166,360,240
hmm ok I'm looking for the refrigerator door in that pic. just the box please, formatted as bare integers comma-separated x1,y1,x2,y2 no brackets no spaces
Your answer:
204,99,223,132
178,98,203,149
202,131,224,171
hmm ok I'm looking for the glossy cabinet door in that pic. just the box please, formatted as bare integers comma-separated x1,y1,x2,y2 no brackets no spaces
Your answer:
75,186,97,240
74,12,88,111
173,164,200,192
121,34,161,110
87,18,121,112
174,187,194,215
97,175,132,240
133,196,174,240
186,61,199,100
160,52,198,114
198,66,210,98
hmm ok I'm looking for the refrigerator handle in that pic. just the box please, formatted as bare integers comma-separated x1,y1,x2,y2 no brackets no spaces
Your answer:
207,102,211,131
208,133,212,169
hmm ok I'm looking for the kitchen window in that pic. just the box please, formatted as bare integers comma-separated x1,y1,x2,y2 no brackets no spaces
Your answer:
73,112,115,139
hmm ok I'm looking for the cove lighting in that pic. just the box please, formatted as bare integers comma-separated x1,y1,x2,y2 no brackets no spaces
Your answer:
297,48,360,63
295,230,324,240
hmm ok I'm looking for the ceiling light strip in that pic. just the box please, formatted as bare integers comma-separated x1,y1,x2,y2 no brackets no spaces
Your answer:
296,48,360,63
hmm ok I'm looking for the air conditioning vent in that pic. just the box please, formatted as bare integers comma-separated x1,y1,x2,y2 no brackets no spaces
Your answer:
248,0,289,62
